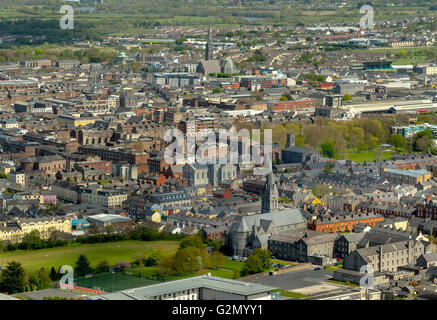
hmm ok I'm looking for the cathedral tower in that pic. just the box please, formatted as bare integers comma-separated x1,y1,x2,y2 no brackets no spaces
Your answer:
261,171,279,213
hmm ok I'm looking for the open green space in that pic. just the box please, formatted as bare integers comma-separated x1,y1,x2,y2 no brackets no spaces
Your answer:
0,240,180,273
207,259,245,279
272,289,309,299
75,272,161,292
326,279,360,287
344,151,394,163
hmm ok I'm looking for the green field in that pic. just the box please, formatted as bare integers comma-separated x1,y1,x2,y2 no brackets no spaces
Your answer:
207,259,245,279
368,46,437,65
75,272,161,292
272,289,309,299
326,279,360,287
0,240,180,273
344,151,394,163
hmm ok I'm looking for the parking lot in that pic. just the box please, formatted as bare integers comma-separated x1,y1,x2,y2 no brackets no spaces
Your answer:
244,266,335,293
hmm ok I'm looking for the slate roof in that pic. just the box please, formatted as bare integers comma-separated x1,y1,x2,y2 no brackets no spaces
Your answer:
230,208,306,233
420,252,437,263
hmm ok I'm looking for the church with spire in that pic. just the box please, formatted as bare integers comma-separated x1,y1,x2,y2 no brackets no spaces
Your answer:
228,172,307,257
205,27,214,61
197,27,236,77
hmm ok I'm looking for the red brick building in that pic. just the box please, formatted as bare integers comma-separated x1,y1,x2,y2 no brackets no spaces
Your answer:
308,212,384,233
267,99,316,112
75,160,113,175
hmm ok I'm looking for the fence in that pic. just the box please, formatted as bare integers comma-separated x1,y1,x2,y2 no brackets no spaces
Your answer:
52,282,107,295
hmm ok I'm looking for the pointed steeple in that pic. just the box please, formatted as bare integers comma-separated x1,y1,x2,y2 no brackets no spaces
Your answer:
205,27,214,61
261,171,279,213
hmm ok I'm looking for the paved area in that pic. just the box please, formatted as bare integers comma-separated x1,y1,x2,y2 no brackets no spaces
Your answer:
245,266,334,292
13,288,87,300
292,283,341,296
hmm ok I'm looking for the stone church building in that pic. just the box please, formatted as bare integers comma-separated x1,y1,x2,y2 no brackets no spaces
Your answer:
228,172,307,257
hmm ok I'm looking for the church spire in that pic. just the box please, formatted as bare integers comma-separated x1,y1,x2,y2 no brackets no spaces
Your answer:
205,27,213,61
262,171,279,213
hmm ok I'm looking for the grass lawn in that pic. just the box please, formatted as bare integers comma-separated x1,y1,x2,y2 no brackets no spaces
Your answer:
75,272,161,292
206,259,245,279
0,240,180,273
327,279,360,287
344,151,393,163
272,289,309,299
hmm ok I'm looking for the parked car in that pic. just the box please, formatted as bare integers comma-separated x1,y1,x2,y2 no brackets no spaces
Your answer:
314,267,321,271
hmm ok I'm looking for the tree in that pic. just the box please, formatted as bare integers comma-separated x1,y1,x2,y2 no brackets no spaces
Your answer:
179,235,204,250
414,135,432,152
321,142,336,158
157,257,175,279
342,94,353,101
49,267,58,281
240,249,271,276
96,261,110,274
388,134,407,150
0,240,4,253
28,268,50,291
173,247,204,273
20,230,43,250
74,254,92,277
212,88,222,94
324,163,334,174
208,251,226,270
143,249,163,267
0,261,26,294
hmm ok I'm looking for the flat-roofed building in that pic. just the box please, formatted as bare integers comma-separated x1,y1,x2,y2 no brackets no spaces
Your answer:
88,275,276,300
380,168,433,185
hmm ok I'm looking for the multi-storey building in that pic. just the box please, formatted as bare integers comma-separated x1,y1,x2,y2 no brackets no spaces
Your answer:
308,212,384,233
344,240,427,273
380,168,433,185
0,217,71,243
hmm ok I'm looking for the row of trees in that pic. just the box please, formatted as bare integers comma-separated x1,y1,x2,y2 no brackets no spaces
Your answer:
260,116,437,161
0,262,50,294
1,224,186,253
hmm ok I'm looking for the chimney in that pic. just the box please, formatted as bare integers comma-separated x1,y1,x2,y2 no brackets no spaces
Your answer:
426,195,431,203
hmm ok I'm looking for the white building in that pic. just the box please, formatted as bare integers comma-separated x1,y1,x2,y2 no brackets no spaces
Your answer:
9,171,25,186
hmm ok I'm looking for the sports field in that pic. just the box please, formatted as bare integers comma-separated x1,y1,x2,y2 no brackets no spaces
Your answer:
0,240,180,273
344,151,394,163
75,272,162,292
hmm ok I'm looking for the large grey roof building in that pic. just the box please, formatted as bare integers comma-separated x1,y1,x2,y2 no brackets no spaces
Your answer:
88,275,276,300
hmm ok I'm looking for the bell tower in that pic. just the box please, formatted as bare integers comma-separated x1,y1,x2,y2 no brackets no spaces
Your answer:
262,172,279,213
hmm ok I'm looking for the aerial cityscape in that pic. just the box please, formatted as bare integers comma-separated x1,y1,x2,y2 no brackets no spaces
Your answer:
1,0,437,305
